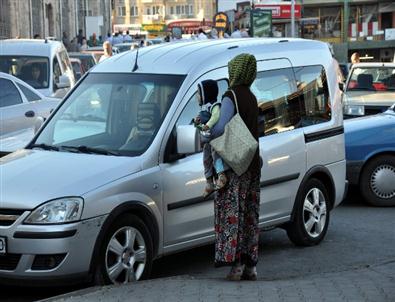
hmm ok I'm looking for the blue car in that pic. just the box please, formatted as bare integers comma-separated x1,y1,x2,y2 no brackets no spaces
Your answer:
345,104,395,206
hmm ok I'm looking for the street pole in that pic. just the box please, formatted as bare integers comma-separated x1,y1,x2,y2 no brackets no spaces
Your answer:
343,0,349,43
291,0,295,38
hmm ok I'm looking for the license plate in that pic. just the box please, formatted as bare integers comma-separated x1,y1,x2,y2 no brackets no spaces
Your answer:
0,237,6,255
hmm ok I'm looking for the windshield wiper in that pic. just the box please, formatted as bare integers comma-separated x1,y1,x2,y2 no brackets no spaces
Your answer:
60,145,120,156
30,143,59,151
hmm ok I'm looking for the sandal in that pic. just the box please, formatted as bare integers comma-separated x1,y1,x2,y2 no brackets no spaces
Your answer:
226,264,244,281
241,266,257,281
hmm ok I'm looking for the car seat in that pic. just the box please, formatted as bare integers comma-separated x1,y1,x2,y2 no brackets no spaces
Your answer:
357,74,374,90
121,102,160,151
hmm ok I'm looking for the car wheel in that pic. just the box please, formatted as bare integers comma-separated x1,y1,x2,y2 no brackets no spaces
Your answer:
94,214,153,285
286,178,330,246
360,155,395,206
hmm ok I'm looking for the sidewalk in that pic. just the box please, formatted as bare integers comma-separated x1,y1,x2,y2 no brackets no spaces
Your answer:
44,261,395,302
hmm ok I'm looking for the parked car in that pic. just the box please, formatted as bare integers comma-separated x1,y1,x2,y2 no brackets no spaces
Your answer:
0,39,76,99
0,72,61,155
114,42,139,53
82,46,120,62
69,58,83,81
343,62,395,117
68,52,97,74
345,103,395,206
0,38,346,285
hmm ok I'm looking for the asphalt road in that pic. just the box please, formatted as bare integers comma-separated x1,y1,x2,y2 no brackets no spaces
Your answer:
1,189,395,302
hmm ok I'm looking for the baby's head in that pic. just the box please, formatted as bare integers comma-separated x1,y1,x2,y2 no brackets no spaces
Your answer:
197,80,219,106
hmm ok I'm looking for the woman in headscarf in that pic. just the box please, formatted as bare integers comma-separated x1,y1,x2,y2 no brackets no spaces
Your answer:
210,53,260,281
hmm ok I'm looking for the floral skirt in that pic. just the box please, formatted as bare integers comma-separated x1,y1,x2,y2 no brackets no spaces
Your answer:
214,169,260,267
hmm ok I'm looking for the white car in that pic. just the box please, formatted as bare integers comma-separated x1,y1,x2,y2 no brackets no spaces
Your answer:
343,62,395,117
0,39,75,99
0,72,61,155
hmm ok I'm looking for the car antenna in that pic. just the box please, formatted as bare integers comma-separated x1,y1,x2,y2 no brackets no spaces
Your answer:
132,47,139,72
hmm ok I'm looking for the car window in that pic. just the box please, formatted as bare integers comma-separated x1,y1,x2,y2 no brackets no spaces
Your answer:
0,79,23,108
0,56,49,89
251,68,302,136
16,83,41,102
294,65,331,125
53,57,62,89
176,79,229,127
347,67,395,91
35,73,185,156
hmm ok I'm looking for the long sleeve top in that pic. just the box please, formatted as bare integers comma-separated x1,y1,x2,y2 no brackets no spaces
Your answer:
210,97,235,139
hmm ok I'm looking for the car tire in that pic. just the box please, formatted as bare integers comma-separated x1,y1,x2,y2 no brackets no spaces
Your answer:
286,178,330,246
93,213,153,285
360,155,395,206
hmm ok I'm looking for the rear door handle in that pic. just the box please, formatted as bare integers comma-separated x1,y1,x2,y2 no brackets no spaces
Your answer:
25,110,35,118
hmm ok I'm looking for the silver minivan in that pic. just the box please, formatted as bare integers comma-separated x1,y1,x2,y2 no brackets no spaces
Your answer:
0,38,346,285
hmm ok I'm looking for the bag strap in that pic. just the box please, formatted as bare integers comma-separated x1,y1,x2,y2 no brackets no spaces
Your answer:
230,90,239,114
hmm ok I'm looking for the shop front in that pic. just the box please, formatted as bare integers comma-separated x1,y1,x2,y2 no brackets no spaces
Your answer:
166,19,213,35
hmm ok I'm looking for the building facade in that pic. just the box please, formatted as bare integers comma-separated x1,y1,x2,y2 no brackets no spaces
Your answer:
112,0,216,37
0,0,112,41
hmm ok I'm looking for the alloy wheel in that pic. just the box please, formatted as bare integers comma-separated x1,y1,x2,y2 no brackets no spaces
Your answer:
303,188,327,238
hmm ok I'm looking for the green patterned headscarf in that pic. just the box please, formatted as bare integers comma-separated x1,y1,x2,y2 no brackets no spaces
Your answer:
228,53,257,88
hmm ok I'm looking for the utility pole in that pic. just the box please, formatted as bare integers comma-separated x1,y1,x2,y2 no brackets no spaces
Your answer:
291,0,295,37
342,0,349,43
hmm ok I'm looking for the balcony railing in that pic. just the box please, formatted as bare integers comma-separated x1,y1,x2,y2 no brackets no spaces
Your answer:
142,14,164,23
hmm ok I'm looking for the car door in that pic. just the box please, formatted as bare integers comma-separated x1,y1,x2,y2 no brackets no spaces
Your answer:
159,68,229,251
252,59,307,224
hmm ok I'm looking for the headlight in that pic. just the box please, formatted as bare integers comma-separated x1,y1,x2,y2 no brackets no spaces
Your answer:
344,105,364,116
24,197,84,224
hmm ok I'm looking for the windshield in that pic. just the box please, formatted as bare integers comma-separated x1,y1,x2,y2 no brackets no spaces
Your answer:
33,73,185,156
0,56,50,89
347,67,395,92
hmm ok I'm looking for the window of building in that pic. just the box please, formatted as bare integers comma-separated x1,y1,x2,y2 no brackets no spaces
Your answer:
294,65,331,125
190,5,193,15
146,7,151,15
152,6,160,15
117,6,126,17
130,6,138,17
181,5,185,14
170,6,174,15
176,5,181,14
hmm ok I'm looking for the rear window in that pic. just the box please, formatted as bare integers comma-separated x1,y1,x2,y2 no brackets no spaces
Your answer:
347,67,395,92
0,56,50,89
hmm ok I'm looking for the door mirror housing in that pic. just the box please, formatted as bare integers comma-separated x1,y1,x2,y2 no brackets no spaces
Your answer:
176,125,201,154
56,74,71,89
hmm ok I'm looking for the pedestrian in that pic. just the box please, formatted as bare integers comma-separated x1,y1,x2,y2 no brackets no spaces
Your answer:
88,33,98,47
193,80,228,198
77,29,84,45
105,33,113,45
99,41,112,63
69,37,79,52
79,38,88,51
351,52,360,65
62,31,70,50
124,30,132,43
197,28,208,40
210,53,260,281
231,26,242,38
210,28,219,39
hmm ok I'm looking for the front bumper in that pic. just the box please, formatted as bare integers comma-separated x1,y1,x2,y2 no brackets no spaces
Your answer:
0,212,107,282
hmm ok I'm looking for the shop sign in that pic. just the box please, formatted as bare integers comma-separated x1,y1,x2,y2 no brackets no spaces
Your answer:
167,20,213,32
250,9,272,37
213,12,228,30
254,4,301,19
142,23,166,32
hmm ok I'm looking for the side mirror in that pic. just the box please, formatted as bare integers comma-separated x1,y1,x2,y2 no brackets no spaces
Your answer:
176,125,201,154
56,74,71,89
339,82,345,91
34,116,45,134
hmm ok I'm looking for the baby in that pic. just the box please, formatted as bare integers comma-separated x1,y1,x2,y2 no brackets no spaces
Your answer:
194,80,228,197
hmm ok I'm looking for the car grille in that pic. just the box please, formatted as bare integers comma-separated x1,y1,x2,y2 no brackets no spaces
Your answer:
365,106,388,116
0,254,21,270
0,209,25,226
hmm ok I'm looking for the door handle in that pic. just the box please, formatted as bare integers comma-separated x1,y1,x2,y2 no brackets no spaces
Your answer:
25,110,35,118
